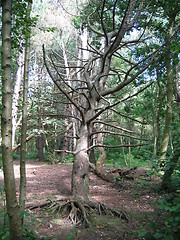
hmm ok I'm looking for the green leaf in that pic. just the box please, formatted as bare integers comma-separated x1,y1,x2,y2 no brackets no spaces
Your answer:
154,232,163,239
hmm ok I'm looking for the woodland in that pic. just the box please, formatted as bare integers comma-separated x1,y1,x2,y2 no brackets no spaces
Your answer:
0,0,180,239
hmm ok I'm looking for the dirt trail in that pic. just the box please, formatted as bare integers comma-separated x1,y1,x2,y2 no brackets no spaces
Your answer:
0,160,162,239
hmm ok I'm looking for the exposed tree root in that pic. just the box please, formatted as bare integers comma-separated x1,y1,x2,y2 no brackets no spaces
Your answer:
89,162,138,183
27,198,128,227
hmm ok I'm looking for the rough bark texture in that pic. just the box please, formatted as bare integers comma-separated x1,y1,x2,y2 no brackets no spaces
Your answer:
95,131,114,182
72,125,89,201
1,1,22,239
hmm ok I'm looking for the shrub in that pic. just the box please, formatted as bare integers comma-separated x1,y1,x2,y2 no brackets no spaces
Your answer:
153,191,180,240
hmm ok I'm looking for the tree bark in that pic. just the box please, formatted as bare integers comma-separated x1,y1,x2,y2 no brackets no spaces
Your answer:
71,124,89,201
1,1,22,239
153,68,162,158
19,1,32,219
12,51,24,147
95,131,114,182
61,122,73,162
159,18,174,165
36,60,45,161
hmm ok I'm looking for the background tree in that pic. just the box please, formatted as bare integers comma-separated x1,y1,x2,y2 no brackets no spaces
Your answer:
1,0,22,239
19,0,32,219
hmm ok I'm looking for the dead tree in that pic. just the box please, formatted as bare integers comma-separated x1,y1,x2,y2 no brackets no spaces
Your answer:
42,0,160,225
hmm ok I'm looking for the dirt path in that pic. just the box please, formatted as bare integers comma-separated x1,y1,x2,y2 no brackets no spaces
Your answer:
0,160,162,239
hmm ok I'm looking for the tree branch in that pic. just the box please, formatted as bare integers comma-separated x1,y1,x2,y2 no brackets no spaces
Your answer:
42,45,85,124
90,130,148,141
87,81,153,123
93,120,137,134
88,143,148,150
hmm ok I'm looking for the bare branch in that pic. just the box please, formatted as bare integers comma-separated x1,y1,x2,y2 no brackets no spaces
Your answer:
110,109,147,125
42,45,85,124
41,113,82,122
100,0,108,45
87,81,153,123
112,0,118,30
101,49,158,97
88,143,148,151
90,130,148,141
87,5,104,36
54,149,75,155
93,120,137,134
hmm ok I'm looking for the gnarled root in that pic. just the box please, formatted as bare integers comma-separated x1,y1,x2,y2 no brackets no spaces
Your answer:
49,199,91,226
28,198,128,226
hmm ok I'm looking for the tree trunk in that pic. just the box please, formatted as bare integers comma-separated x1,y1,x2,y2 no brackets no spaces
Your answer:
162,144,179,190
159,19,174,165
36,61,44,161
128,120,132,167
120,136,128,166
19,1,32,219
61,122,73,162
1,1,22,239
71,124,89,201
12,51,24,147
95,132,114,182
89,123,96,164
153,68,162,158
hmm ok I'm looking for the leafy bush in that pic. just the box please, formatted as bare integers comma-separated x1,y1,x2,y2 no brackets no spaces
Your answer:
65,155,74,163
26,150,38,160
153,191,180,240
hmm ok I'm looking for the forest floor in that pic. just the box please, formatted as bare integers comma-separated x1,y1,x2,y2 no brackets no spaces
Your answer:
0,160,166,240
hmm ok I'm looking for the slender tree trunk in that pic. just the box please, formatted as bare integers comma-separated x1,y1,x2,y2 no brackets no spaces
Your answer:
36,61,44,161
1,1,22,239
128,120,132,167
61,122,73,162
89,123,96,164
12,51,24,147
175,65,180,120
159,19,174,165
36,121,44,161
153,68,162,158
19,1,32,219
120,136,128,166
96,132,106,173
71,124,89,201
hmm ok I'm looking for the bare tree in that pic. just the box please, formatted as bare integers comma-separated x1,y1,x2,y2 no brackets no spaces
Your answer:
43,0,159,224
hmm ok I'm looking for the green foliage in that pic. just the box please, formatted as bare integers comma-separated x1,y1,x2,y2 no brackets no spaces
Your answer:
12,0,38,50
0,186,10,240
65,155,74,163
65,228,78,240
104,137,151,168
13,150,38,160
138,191,180,240
26,150,38,160
153,191,180,240
73,16,81,29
